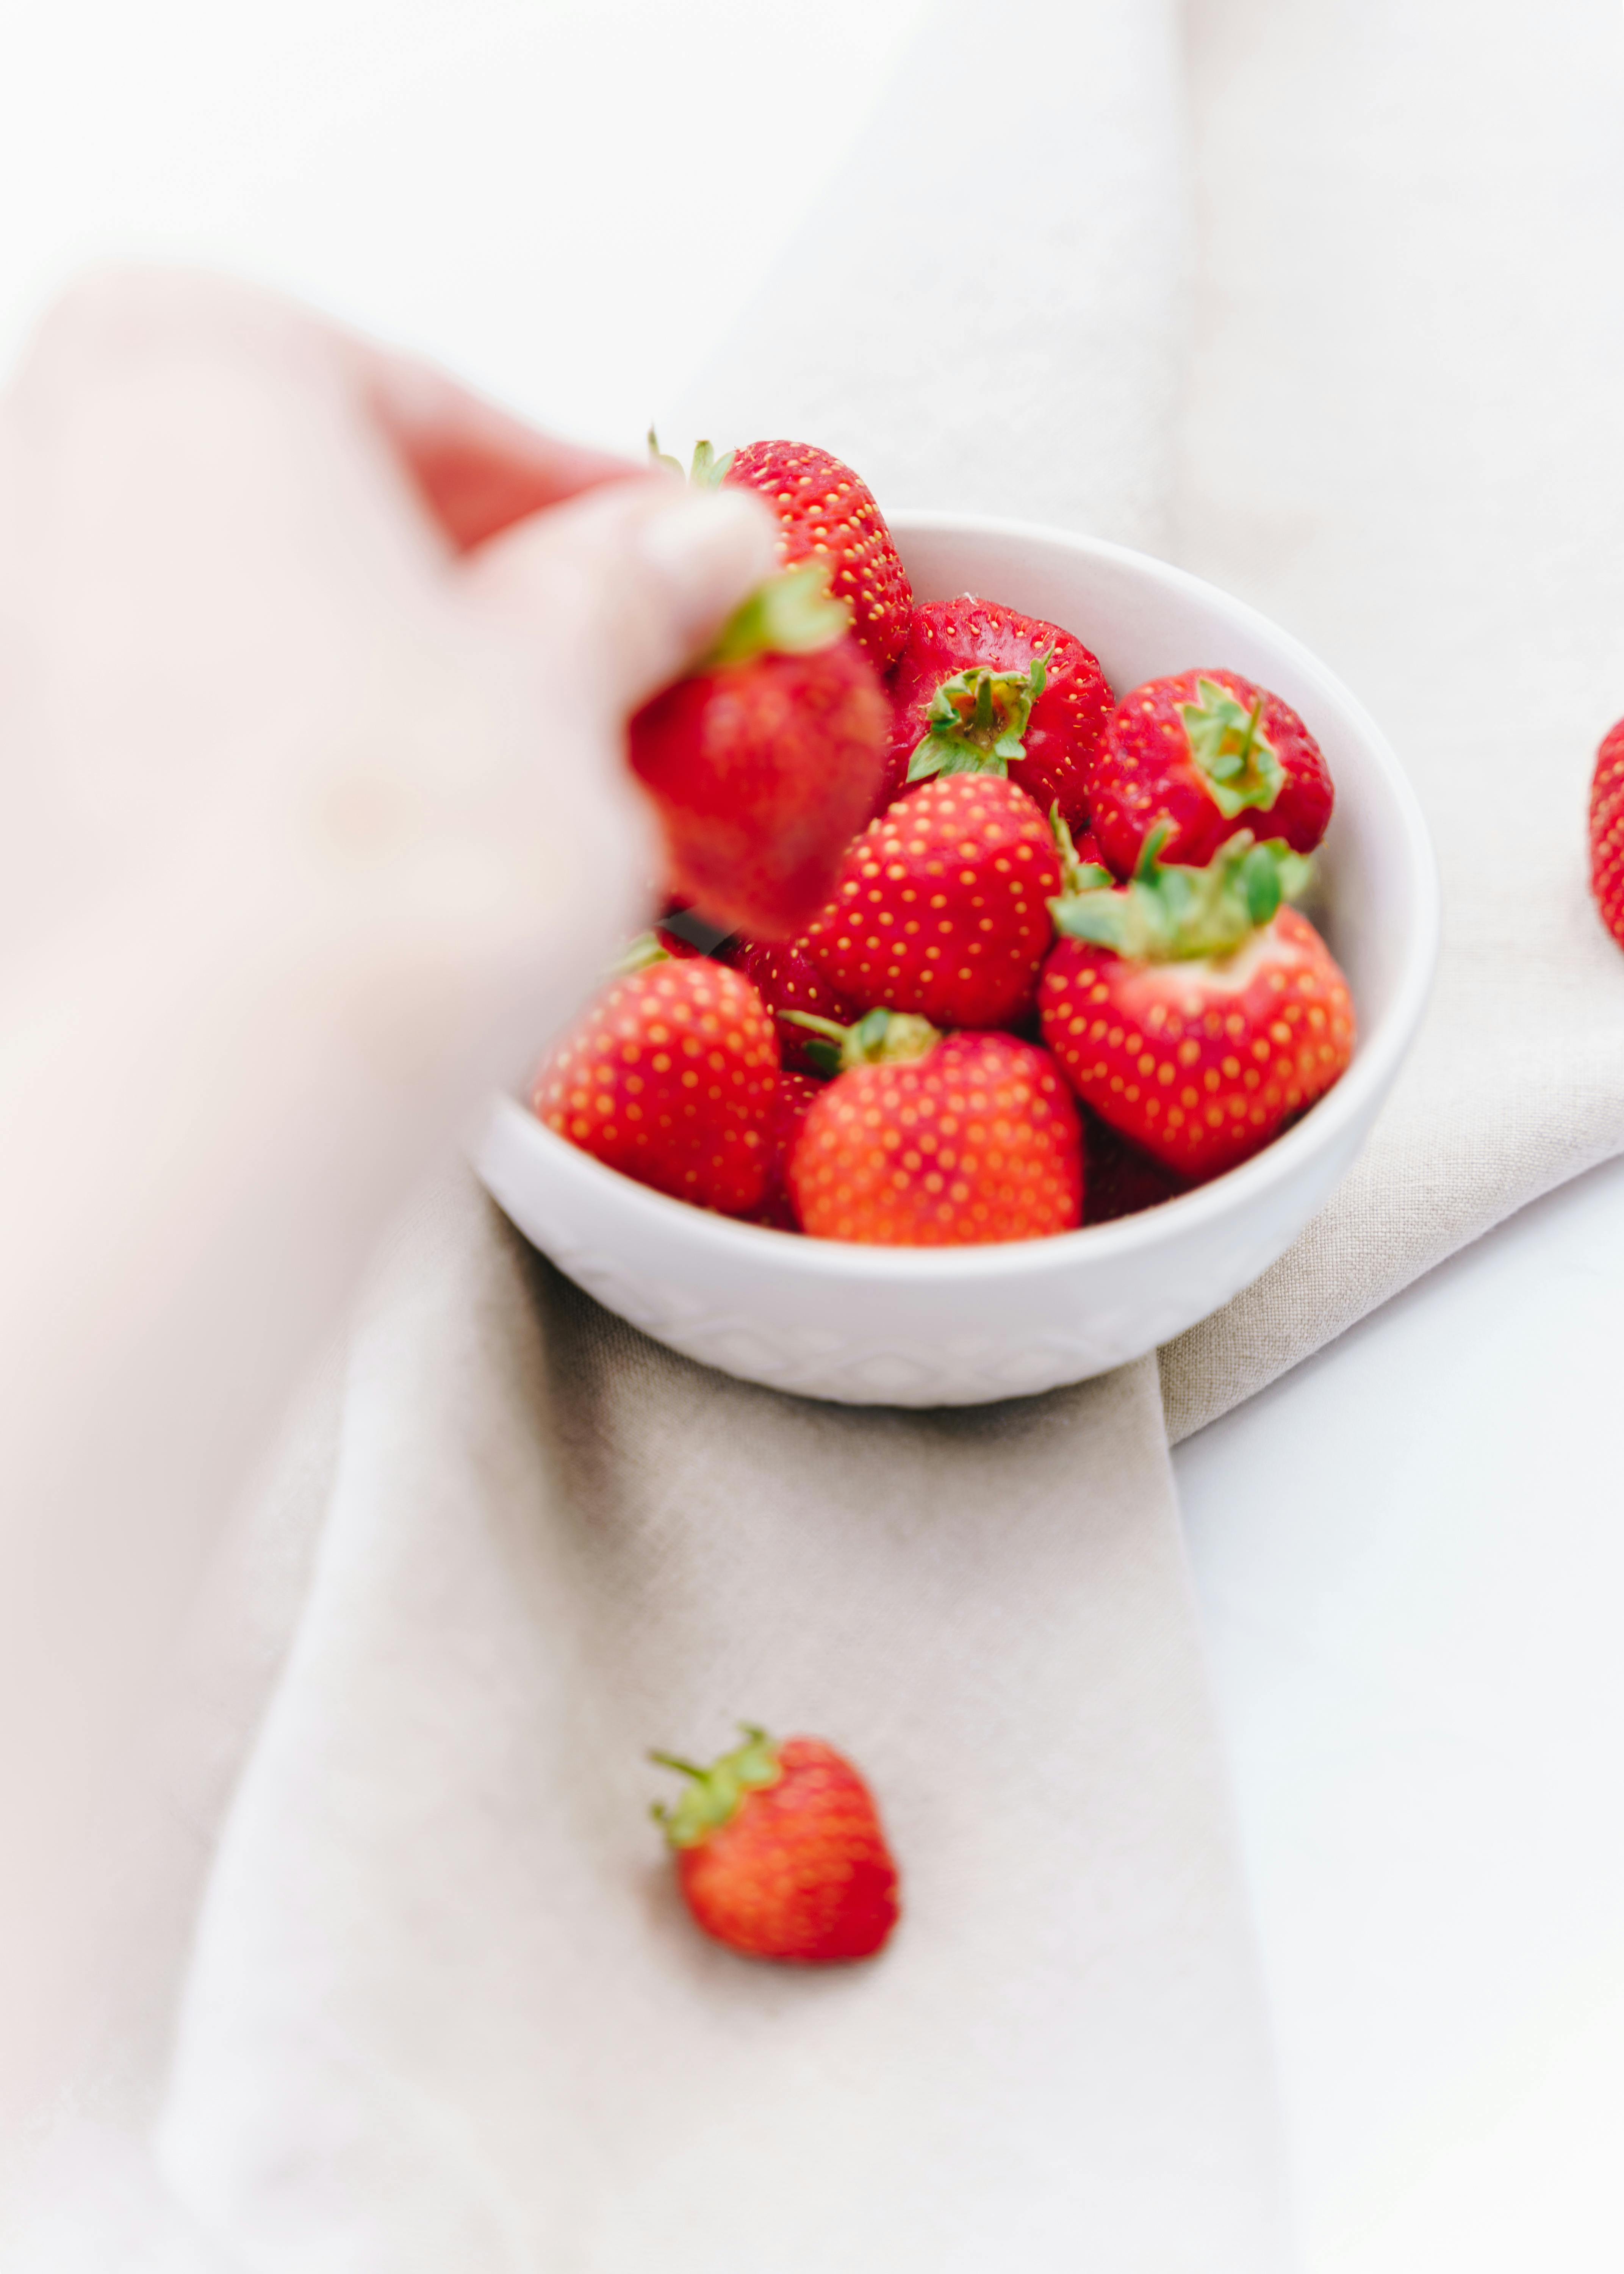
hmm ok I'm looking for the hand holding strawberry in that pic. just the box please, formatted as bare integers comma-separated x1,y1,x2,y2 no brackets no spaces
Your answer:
629,564,889,941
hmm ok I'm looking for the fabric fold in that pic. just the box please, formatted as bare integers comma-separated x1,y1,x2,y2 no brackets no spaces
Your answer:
154,1177,1290,2272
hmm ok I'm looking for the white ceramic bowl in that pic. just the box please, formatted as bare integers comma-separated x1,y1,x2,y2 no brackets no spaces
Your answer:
477,513,1438,1407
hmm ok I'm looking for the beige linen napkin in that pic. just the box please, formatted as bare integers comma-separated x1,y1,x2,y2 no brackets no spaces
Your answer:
145,1175,1288,2271
1161,0,1624,1432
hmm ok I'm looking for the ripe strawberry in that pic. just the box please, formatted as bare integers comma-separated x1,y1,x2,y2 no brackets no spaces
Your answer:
1086,669,1334,879
745,1069,822,1232
651,1724,900,1964
881,595,1114,825
628,564,889,942
724,932,865,1076
1590,716,1624,950
804,774,1063,1029
783,1012,1083,1245
724,439,913,671
1040,832,1355,1182
532,955,778,1213
1082,1110,1187,1224
652,432,912,670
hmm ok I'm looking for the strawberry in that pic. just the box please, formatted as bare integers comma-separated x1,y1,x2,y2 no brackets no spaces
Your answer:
881,595,1114,825
1040,831,1355,1182
724,932,865,1076
745,1069,822,1232
1086,669,1334,879
1082,1110,1187,1224
1590,716,1624,950
783,1012,1083,1245
532,954,778,1213
628,564,889,942
652,433,913,670
804,774,1063,1029
651,1724,900,1964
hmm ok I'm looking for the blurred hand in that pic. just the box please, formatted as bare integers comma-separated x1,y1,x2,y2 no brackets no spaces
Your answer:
0,269,776,2114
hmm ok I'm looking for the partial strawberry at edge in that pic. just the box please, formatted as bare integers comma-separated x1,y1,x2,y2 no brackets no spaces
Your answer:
628,565,889,943
724,439,913,672
1083,1110,1188,1223
725,933,865,1076
1589,715,1624,951
881,595,1114,828
744,1070,821,1232
1086,669,1334,879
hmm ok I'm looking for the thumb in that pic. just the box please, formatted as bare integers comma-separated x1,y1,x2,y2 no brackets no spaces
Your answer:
458,473,779,717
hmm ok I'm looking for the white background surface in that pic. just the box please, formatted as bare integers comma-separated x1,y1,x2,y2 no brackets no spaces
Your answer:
4,3,1621,2265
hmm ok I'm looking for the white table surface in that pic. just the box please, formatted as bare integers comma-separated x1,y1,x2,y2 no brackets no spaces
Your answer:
1178,1154,1624,2272
7,5,1623,2265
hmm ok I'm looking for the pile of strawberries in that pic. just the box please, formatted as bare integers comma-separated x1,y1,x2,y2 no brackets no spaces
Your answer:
535,438,1357,1247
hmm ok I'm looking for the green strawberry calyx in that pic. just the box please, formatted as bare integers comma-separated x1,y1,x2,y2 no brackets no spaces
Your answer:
647,428,736,488
1050,827,1314,963
906,646,1052,785
696,559,848,674
650,1724,781,1850
613,931,673,975
1178,678,1284,818
1050,805,1113,896
779,1006,940,1079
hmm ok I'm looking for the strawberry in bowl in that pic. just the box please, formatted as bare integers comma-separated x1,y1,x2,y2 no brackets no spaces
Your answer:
1040,830,1355,1182
1086,668,1334,879
478,504,1438,1407
881,594,1114,826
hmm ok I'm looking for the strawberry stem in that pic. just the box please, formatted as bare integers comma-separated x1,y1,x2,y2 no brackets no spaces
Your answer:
649,1726,782,1850
781,1006,940,1070
698,561,848,673
1050,830,1314,963
614,932,673,975
1177,678,1285,817
646,428,736,488
906,646,1051,785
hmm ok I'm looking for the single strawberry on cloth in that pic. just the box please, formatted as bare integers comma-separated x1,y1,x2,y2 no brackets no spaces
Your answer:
152,1175,1287,2269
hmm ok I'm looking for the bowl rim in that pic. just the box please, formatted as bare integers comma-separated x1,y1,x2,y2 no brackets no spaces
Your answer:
500,511,1440,1284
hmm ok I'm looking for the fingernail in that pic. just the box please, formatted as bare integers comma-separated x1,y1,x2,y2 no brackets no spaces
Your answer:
638,487,778,633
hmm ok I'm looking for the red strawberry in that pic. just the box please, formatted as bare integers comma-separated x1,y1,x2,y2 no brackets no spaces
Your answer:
629,564,889,942
1087,670,1334,879
881,595,1114,825
1082,1110,1187,1224
783,1013,1083,1245
1590,716,1624,950
1040,832,1355,1181
745,1069,822,1232
722,439,913,671
804,774,1063,1029
725,932,865,1076
532,955,778,1213
651,1724,900,1964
